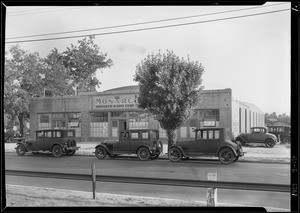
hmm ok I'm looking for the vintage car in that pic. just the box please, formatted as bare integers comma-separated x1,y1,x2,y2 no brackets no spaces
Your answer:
15,129,80,157
235,127,279,148
168,128,244,165
95,129,163,161
267,125,291,144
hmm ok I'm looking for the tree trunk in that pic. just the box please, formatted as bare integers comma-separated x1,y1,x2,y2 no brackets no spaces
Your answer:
166,129,177,150
18,113,24,137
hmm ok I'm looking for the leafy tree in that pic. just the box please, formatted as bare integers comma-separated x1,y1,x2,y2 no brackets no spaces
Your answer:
134,50,204,147
61,35,113,94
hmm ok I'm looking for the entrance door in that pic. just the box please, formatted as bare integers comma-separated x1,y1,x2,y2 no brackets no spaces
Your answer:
111,120,127,138
53,120,66,129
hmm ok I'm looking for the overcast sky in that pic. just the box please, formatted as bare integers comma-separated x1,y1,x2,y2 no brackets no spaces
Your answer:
5,2,291,115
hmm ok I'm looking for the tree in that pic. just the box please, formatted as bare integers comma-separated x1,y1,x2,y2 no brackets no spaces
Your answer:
61,35,113,94
134,50,204,147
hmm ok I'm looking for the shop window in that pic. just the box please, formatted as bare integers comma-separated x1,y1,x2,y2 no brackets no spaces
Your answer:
129,112,149,130
68,113,81,137
38,114,51,130
53,113,64,119
111,112,126,118
199,109,219,128
90,112,108,137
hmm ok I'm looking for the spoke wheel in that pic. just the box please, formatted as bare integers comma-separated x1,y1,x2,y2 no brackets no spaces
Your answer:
137,147,150,161
168,147,182,162
282,137,290,144
95,147,107,159
52,145,63,158
16,144,26,156
218,148,235,165
265,139,275,148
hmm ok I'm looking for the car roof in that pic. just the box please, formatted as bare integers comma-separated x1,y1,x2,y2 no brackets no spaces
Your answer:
121,129,158,132
251,126,267,129
193,127,225,131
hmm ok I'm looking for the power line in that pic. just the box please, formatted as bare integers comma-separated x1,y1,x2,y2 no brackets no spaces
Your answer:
7,7,80,16
6,2,288,40
6,8,290,44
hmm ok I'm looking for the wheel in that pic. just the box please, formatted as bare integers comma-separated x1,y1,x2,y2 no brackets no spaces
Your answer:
218,148,235,165
52,145,63,157
168,147,182,162
95,147,107,159
137,147,150,161
7,136,14,143
16,144,26,156
282,137,290,144
265,139,275,148
65,150,76,156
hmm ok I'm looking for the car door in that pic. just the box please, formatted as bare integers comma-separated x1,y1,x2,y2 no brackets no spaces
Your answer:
194,130,220,155
249,128,265,143
114,131,131,153
193,130,208,156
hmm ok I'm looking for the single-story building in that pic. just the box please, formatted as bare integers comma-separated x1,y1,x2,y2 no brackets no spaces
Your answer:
29,85,265,142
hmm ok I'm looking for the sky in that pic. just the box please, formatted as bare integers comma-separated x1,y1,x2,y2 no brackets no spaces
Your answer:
5,2,291,115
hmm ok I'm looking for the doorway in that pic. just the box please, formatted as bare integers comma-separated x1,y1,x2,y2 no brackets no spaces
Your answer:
112,119,127,138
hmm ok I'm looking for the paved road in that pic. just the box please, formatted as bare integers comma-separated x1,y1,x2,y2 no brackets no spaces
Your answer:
5,153,290,209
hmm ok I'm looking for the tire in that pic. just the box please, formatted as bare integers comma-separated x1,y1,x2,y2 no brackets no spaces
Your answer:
265,139,275,148
7,136,14,143
137,147,150,161
95,147,107,159
16,144,26,156
65,150,76,156
282,137,290,144
218,148,235,165
52,145,63,157
168,147,182,162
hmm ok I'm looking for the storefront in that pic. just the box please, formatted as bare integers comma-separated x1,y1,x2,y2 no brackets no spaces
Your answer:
29,86,265,142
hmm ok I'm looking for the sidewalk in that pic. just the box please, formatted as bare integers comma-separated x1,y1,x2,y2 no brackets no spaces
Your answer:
5,142,290,163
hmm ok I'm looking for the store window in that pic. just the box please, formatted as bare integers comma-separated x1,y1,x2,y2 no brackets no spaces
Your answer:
111,112,126,118
199,109,219,127
90,112,108,137
38,114,51,130
129,112,149,130
68,113,81,137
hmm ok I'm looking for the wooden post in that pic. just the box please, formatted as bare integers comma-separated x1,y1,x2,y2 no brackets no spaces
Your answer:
91,163,96,199
206,172,217,207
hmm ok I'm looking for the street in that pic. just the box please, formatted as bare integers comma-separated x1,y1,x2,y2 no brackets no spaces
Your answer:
5,153,290,209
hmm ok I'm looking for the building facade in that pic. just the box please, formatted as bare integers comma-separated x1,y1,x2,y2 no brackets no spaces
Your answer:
29,86,264,142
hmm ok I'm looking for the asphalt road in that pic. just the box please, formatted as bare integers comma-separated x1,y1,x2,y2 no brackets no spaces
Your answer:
5,153,290,209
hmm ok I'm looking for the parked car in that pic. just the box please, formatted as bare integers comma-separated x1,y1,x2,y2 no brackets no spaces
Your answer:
15,129,80,157
235,127,279,148
168,128,244,165
267,125,291,144
4,130,22,143
95,129,162,161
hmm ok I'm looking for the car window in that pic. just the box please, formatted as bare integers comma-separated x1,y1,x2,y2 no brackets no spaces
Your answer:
120,132,129,140
45,131,52,138
131,132,139,139
54,131,62,138
67,131,74,137
142,132,148,139
208,130,213,139
214,130,220,139
37,131,44,138
202,131,207,139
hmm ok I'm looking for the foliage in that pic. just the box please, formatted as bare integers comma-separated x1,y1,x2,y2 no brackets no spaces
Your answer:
61,35,113,93
265,112,290,126
134,50,204,147
4,36,113,134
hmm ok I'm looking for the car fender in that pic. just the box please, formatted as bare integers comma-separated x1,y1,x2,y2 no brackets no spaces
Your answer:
168,145,187,157
95,144,112,155
217,146,238,157
135,145,152,154
51,143,64,151
235,136,247,144
16,142,28,152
